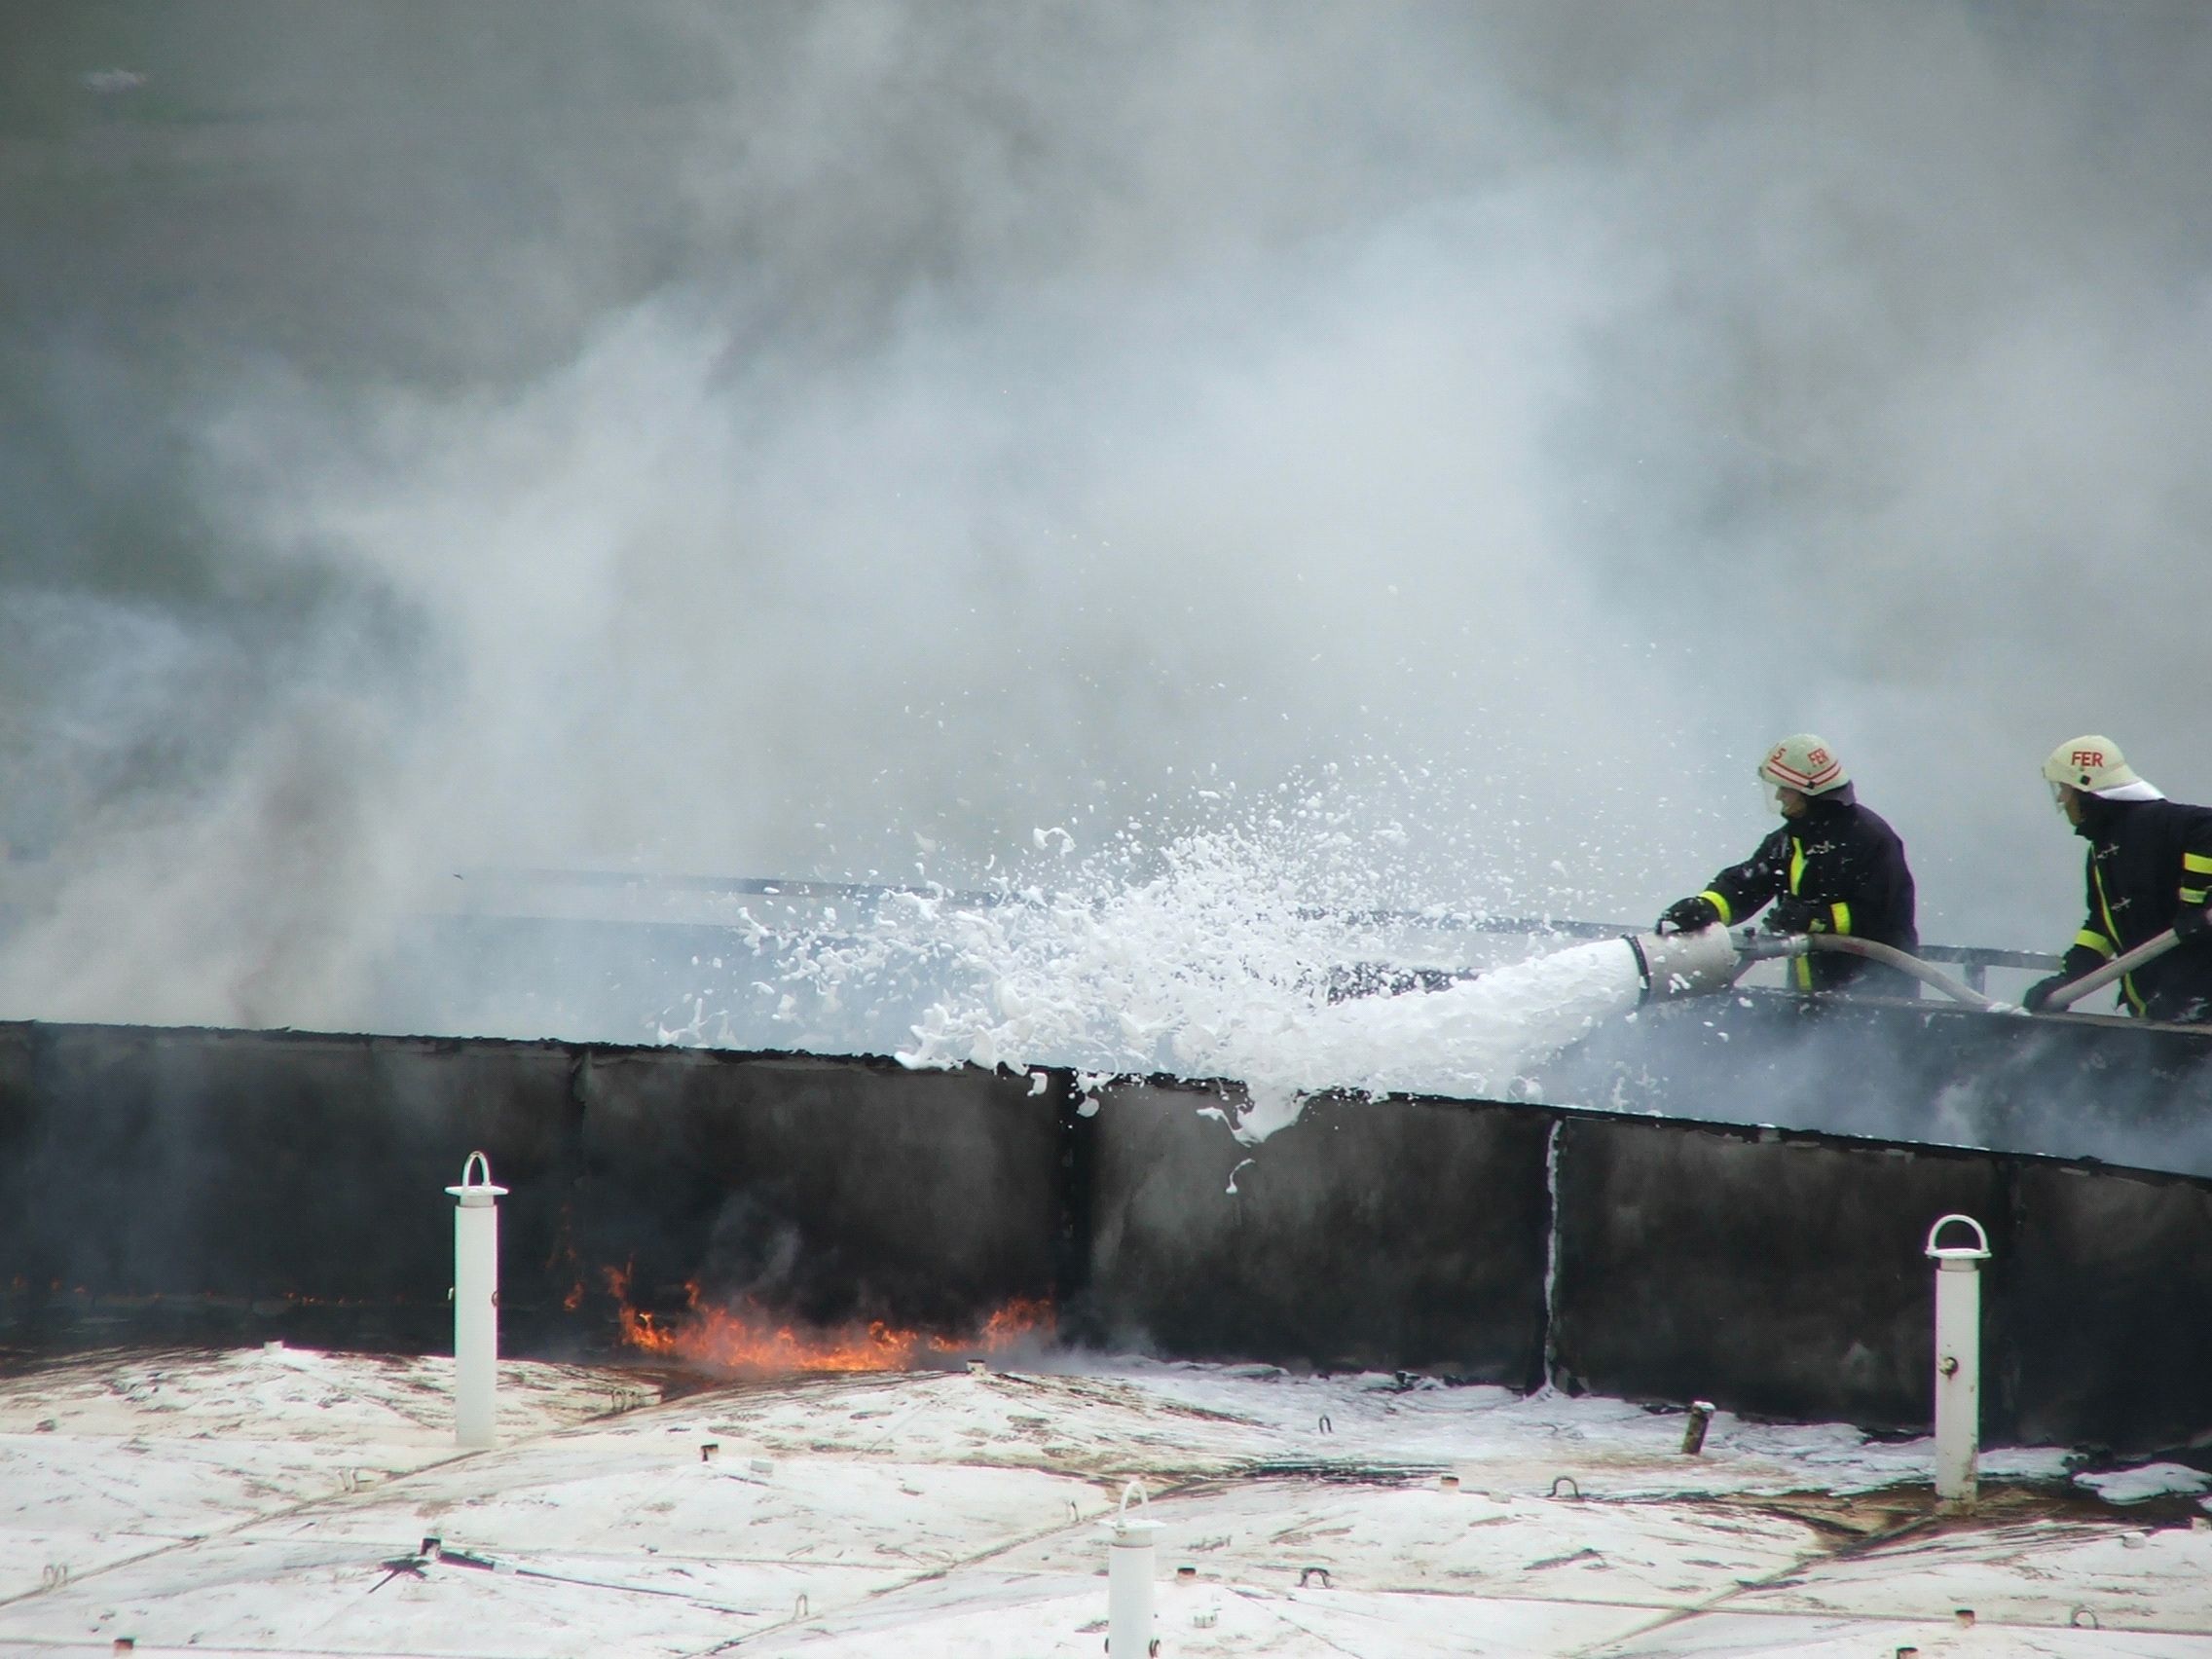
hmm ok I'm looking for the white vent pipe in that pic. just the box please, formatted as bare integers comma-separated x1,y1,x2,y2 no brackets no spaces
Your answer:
1925,1213,1992,1504
447,1152,508,1450
1101,1482,1162,1655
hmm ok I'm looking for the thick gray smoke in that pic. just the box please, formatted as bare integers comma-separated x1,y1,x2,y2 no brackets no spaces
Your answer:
5,1,2211,1034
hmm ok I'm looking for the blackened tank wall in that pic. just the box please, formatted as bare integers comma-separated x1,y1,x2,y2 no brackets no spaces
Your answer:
1081,1082,1550,1385
570,1049,1060,1330
1547,1119,2009,1431
0,1023,575,1348
2000,1162,2212,1450
0,1022,1062,1354
4,1015,2212,1453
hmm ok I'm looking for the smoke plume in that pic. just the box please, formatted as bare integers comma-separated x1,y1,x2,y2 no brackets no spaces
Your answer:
5,1,2210,1041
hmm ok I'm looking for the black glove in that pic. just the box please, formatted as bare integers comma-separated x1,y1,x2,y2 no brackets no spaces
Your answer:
1763,896,1818,935
2175,902,2212,940
1657,896,1721,935
2022,973,2073,1013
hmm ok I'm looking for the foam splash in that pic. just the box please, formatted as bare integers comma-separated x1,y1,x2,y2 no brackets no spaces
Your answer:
903,891,1640,1141
669,794,1644,1142
892,881,1641,1142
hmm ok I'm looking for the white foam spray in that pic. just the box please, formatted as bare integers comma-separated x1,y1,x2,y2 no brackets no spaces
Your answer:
680,791,1647,1141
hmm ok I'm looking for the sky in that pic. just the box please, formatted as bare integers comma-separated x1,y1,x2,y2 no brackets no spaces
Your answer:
4,0,2211,1033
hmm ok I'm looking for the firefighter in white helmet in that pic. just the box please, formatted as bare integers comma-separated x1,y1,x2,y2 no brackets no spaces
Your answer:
2022,737,2212,1020
1656,734,1919,995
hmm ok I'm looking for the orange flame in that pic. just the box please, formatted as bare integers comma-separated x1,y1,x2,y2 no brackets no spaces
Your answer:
599,1264,1051,1377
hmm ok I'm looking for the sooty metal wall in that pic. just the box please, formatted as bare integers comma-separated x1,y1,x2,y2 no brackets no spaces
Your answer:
1543,1115,2212,1452
0,1022,1062,1356
0,1022,575,1351
1079,1082,1551,1386
569,1048,1063,1333
1546,1120,2009,1432
3,1014,2209,1454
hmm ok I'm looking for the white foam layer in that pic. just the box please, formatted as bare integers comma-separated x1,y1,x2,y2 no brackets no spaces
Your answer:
2,1347,2155,1659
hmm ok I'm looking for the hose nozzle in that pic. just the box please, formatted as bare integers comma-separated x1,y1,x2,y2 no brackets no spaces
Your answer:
1730,925,1808,963
1623,925,1748,1003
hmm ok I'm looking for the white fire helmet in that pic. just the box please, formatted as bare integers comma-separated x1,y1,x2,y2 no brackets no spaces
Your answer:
2043,735,2165,803
1757,734,1849,798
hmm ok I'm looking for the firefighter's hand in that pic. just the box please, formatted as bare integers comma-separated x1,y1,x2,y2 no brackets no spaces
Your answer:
1763,897,1818,935
2022,973,2073,1013
2175,902,2212,940
1657,896,1721,935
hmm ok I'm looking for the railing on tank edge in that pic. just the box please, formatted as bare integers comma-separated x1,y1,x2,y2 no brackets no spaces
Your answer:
451,868,2063,992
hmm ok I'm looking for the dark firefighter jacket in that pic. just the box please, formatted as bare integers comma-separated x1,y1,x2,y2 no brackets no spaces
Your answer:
2057,796,2212,1022
1696,796,1918,994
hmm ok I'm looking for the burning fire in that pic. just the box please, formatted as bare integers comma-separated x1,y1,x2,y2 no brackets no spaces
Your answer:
601,1265,1051,1377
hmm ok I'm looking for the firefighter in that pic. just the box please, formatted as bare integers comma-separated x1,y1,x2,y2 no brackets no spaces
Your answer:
1655,733,1919,995
2021,737,2212,1021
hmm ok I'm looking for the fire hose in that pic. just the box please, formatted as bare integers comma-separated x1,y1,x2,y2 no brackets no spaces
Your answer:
2036,927,2182,1014
1400,919,2169,1018
1735,929,2007,1011
1629,924,2005,1012
1632,922,2194,1016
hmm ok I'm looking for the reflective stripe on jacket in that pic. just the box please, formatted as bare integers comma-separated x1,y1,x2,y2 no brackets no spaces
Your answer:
1700,798,1918,994
2061,796,2212,1021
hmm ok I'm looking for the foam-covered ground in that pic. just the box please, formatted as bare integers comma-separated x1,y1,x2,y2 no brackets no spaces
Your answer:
3,1346,2209,1656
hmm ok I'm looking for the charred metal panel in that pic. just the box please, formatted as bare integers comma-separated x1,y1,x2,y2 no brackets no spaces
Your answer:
0,1021,576,1350
571,1050,1058,1334
9,1014,2212,1454
1085,1080,1551,1384
2005,1162,2212,1454
0,1025,1056,1354
1051,1069,1099,1332
1550,1116,2008,1431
